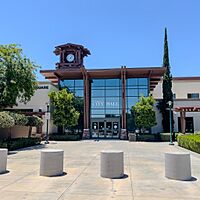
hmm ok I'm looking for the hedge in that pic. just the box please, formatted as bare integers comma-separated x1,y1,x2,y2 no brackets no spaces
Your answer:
9,112,28,126
156,132,179,142
0,138,41,151
130,133,179,142
177,134,200,154
49,134,81,141
137,134,156,141
0,112,15,128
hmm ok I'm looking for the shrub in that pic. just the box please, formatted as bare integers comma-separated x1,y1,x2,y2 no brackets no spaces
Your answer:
0,138,41,151
26,115,43,138
9,112,28,126
0,111,14,128
49,134,81,141
177,134,200,154
158,132,179,142
137,134,156,141
26,115,43,127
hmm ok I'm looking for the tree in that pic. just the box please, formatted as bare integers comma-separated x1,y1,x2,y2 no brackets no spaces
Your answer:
157,28,173,132
0,44,39,109
48,89,80,133
131,96,157,133
72,96,84,133
26,115,43,138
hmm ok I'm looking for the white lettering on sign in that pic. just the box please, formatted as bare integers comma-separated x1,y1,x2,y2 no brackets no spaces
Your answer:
37,86,49,89
92,100,119,108
106,102,118,107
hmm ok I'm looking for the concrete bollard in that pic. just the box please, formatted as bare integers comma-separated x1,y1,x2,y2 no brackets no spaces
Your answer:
165,152,191,181
101,150,124,178
40,149,64,176
0,148,8,174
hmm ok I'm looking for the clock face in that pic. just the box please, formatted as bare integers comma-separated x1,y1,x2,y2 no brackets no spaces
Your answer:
66,54,75,62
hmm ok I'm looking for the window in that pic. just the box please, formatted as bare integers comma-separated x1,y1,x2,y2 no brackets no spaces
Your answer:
106,97,120,108
127,78,138,86
91,79,121,119
127,88,138,96
92,89,104,97
127,97,139,110
60,79,84,97
187,93,199,99
74,89,84,97
106,89,120,97
138,78,148,86
91,98,105,109
91,79,105,87
106,79,119,87
75,80,84,87
126,78,149,131
139,88,148,97
61,80,74,88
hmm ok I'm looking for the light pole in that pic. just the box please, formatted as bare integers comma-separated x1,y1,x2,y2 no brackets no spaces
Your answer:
45,103,50,144
168,101,174,145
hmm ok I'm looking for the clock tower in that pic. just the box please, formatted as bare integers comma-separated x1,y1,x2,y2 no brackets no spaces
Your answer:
54,43,91,68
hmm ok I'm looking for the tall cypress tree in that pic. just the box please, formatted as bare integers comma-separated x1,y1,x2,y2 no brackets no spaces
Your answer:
158,28,173,132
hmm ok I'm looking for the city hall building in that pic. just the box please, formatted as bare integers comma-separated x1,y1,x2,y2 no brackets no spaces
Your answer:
41,43,166,139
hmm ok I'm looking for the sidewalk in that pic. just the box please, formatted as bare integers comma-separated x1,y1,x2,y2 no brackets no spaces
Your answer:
0,141,200,200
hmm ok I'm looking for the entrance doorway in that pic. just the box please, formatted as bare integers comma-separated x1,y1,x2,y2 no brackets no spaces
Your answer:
91,118,120,139
178,117,194,133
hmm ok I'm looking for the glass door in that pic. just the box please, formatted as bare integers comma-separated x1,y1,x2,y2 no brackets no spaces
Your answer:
91,122,99,138
112,122,119,138
91,118,120,139
99,122,105,138
106,121,112,138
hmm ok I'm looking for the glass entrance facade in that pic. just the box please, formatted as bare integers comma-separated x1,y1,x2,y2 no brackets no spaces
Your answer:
59,77,149,138
90,79,121,138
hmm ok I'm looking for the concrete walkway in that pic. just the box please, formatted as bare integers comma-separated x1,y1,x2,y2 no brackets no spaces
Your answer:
0,141,200,200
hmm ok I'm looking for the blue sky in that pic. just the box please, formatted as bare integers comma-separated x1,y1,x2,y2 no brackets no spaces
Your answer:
1,0,200,80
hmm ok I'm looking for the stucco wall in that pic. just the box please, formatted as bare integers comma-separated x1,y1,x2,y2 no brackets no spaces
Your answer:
8,82,58,134
151,103,163,133
152,78,200,133
153,79,200,99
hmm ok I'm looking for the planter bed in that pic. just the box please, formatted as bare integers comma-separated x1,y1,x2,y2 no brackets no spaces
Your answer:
0,138,41,151
49,134,81,141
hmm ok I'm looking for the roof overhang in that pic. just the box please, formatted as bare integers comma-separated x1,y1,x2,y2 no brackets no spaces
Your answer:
40,66,166,91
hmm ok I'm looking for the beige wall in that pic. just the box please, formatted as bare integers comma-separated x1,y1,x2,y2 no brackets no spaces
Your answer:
152,79,200,99
152,78,200,133
8,82,58,134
